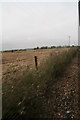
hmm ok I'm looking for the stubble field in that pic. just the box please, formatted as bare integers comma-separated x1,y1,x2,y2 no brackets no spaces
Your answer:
2,48,69,83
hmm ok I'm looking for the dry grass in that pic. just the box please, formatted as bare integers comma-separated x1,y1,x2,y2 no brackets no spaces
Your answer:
2,47,77,119
2,48,69,83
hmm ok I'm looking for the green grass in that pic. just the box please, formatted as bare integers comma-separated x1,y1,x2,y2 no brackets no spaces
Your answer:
2,47,78,119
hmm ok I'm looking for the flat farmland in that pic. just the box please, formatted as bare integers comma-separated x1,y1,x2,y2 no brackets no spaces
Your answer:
2,47,79,119
2,48,69,83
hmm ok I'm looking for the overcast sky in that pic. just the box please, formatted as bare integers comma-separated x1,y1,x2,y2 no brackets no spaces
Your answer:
1,1,78,50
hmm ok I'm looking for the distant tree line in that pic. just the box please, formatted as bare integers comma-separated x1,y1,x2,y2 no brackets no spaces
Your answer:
2,45,76,52
33,45,76,50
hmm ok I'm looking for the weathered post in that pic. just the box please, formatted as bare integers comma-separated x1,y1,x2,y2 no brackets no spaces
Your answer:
34,56,38,70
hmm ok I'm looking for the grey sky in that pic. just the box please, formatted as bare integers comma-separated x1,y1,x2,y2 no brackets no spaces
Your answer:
2,1,78,50
0,0,77,2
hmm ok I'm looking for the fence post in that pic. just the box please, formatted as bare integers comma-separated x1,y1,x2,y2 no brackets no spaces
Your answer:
34,56,38,70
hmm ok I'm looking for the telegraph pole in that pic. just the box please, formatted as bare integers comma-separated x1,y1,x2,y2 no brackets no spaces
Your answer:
68,36,71,47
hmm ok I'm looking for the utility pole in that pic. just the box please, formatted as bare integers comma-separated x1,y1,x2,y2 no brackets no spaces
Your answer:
68,36,71,47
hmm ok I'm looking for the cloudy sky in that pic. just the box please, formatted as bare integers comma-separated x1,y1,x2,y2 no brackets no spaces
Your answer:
1,0,78,50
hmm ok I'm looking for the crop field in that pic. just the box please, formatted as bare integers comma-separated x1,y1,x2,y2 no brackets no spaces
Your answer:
2,47,79,119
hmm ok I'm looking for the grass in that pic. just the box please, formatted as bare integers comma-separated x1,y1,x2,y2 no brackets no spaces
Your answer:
2,47,78,119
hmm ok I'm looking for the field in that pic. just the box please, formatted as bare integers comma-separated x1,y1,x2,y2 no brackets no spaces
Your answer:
2,48,69,83
2,47,79,119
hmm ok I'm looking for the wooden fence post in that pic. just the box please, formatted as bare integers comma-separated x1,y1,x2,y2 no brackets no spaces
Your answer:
34,56,38,70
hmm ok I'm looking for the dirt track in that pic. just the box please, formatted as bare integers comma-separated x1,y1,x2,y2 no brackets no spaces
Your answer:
53,53,80,120
49,53,79,119
78,50,80,118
